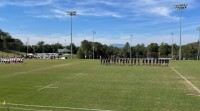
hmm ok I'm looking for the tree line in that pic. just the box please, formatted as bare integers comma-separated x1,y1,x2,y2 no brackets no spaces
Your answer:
0,29,78,55
0,29,199,59
77,41,198,60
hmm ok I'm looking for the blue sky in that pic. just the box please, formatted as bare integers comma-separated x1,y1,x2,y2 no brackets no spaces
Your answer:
0,0,200,46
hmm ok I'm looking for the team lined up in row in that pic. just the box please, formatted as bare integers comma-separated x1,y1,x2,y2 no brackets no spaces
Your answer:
0,57,24,64
100,58,170,66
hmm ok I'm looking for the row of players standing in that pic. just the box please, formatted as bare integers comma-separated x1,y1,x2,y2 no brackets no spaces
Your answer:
101,58,170,66
0,57,24,64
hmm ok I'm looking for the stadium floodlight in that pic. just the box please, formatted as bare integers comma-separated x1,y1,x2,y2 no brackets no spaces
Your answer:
26,38,29,58
197,27,200,60
174,4,187,60
171,33,174,59
130,35,133,59
66,11,76,59
92,31,96,60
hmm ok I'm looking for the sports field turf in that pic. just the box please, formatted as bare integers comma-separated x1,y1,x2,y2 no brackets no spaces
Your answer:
0,59,200,111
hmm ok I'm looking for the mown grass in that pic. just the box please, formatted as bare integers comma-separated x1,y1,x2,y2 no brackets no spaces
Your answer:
0,59,200,111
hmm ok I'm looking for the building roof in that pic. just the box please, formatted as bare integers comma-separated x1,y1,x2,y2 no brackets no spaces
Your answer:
58,48,70,53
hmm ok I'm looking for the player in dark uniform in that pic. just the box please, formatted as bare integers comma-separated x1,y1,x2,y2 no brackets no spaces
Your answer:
162,59,165,66
134,58,136,65
159,59,161,66
155,58,158,66
131,58,133,66
122,58,125,65
149,59,151,66
153,58,155,66
146,58,148,65
138,58,140,65
142,58,145,65
166,59,169,66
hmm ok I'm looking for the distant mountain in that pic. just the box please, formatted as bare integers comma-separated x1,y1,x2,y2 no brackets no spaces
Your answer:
110,44,124,48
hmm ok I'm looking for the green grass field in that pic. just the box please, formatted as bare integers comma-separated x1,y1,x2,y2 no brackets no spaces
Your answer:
0,60,200,111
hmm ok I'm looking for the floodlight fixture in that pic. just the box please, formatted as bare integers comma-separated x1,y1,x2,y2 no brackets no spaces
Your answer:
67,11,76,16
174,4,187,10
66,11,76,59
174,4,187,60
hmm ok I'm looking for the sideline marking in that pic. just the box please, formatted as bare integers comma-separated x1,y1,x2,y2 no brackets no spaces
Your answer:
37,84,54,91
170,66,200,94
5,107,52,111
8,103,115,111
76,73,88,76
186,94,200,97
0,61,82,79
34,86,58,88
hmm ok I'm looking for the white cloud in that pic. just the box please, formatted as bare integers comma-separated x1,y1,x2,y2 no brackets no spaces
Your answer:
150,7,171,17
33,15,52,19
30,7,122,19
126,0,197,20
1,0,197,19
4,0,194,20
0,0,53,7
0,17,6,21
75,8,122,18
76,0,118,6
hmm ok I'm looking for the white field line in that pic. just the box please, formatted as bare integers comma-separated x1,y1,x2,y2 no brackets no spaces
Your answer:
8,107,52,111
37,84,54,91
0,62,80,79
34,86,58,88
76,73,88,76
170,67,200,94
8,103,115,111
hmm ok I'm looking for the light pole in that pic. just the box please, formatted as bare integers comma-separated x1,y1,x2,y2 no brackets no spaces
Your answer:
26,38,29,58
52,42,55,53
65,39,66,48
1,35,3,58
174,4,187,60
66,11,76,59
171,33,174,59
197,27,200,60
13,41,15,57
130,35,133,59
92,31,96,60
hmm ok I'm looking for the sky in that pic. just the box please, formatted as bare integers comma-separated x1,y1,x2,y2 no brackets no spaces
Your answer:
0,0,200,46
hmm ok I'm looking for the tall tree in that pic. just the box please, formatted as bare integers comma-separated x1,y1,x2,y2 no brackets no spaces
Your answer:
0,29,24,52
135,44,146,58
94,42,104,59
182,43,197,59
159,42,171,58
147,43,159,58
77,40,92,59
123,42,130,58
67,43,77,54
36,41,45,53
